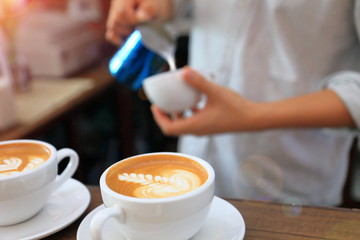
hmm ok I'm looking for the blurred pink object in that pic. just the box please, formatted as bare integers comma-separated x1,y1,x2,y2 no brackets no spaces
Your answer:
0,27,18,131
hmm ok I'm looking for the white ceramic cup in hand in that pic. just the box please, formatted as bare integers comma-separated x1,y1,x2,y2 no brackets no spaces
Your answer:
0,139,79,226
90,152,215,240
143,68,201,113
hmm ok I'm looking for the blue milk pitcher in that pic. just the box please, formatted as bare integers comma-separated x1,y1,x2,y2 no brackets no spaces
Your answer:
108,30,166,91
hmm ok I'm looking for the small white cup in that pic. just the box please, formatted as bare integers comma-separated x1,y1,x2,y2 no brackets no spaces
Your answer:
90,152,215,240
0,139,79,226
143,68,200,113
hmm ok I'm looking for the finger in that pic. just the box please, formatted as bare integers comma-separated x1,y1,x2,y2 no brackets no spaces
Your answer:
135,1,157,22
136,8,153,22
182,67,219,98
106,22,135,43
135,0,172,22
107,10,136,32
191,107,200,114
110,24,134,37
105,30,123,46
151,105,175,132
151,106,200,136
122,1,138,24
170,113,182,120
106,0,137,37
107,1,125,29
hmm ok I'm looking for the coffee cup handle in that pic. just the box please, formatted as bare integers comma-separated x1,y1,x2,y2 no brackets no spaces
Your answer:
53,148,79,189
90,206,126,240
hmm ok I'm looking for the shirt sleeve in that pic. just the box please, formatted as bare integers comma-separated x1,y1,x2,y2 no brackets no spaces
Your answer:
324,71,360,129
322,2,360,131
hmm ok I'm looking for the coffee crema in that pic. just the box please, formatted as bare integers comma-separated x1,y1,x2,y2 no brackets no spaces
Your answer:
106,154,208,199
0,142,51,177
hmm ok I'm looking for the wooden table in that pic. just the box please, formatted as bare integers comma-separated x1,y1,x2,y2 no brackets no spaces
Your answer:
44,186,360,240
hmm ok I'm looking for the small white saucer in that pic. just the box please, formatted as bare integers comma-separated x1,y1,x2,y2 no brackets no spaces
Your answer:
77,196,245,240
0,178,90,240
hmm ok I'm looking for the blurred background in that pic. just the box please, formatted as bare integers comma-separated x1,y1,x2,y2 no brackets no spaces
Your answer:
0,0,359,207
0,0,188,184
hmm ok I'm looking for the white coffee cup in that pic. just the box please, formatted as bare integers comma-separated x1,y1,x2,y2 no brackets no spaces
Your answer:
0,139,79,226
143,68,201,113
90,152,215,240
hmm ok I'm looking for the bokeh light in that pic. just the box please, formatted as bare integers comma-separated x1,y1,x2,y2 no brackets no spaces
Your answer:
0,0,38,19
281,197,303,218
0,0,38,42
233,154,284,201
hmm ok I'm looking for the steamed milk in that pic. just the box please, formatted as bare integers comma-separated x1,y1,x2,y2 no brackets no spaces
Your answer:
0,142,51,177
106,154,208,199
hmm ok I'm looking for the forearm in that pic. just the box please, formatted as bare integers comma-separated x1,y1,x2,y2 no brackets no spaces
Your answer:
251,89,355,130
152,69,356,136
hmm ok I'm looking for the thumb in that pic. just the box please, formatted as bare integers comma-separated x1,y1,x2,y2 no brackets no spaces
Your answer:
136,7,153,22
182,67,219,97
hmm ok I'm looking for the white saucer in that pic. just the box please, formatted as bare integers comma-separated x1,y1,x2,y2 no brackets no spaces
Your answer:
77,196,245,240
0,178,91,240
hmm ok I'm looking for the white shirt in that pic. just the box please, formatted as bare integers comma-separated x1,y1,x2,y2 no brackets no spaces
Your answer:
174,0,360,206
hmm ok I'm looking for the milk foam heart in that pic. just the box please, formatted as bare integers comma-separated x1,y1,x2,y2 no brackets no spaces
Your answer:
0,157,45,177
0,143,50,178
106,154,208,199
0,158,22,172
118,169,202,198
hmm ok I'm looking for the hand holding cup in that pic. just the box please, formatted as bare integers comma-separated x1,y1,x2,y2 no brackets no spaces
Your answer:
143,68,202,114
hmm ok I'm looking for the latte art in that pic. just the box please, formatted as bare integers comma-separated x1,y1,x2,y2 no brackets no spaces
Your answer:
0,157,46,177
106,154,208,199
0,158,21,172
118,170,202,198
0,143,50,178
